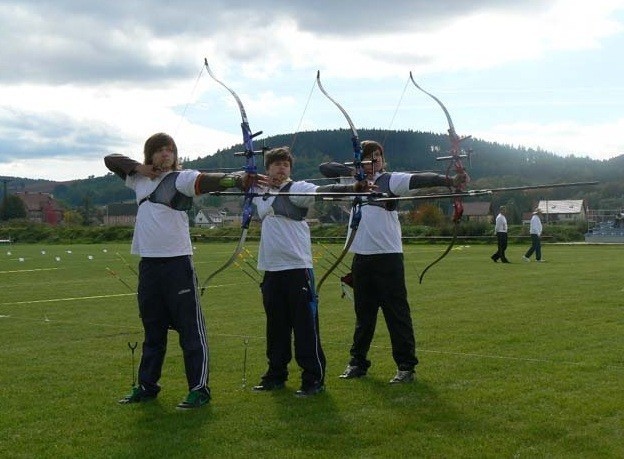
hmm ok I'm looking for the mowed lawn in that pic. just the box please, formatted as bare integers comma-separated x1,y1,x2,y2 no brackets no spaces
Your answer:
0,241,622,458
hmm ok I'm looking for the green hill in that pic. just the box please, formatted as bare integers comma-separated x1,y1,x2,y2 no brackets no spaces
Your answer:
2,129,622,213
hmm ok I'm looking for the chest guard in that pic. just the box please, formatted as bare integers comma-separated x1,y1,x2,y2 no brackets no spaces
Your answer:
368,173,398,211
139,172,193,211
271,182,308,221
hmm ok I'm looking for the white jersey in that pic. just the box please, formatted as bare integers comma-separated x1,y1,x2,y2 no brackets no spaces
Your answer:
530,215,543,236
254,180,317,271
126,170,200,257
349,171,412,255
495,213,508,233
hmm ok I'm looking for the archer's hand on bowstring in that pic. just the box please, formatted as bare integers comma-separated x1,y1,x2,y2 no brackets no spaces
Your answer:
354,179,376,193
318,161,380,194
450,171,470,190
240,172,269,191
135,164,166,180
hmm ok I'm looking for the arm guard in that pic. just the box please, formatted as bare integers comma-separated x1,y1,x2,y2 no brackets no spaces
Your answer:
316,183,359,193
314,182,367,201
409,173,452,189
194,172,244,194
104,154,141,179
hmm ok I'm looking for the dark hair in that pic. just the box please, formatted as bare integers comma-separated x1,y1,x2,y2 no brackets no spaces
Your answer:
361,140,383,158
143,133,179,169
361,140,385,171
264,146,294,169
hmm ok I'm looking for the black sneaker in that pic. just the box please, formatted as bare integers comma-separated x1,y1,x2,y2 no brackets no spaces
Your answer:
295,383,325,397
118,385,158,404
389,370,415,384
252,380,285,392
176,388,211,409
339,364,367,379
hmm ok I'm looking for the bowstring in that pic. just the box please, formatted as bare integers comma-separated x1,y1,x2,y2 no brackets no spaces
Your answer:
382,75,422,280
290,75,318,152
174,64,206,138
381,75,411,149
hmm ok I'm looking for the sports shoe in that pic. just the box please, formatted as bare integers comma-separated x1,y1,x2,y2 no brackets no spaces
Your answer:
118,385,158,404
389,370,415,384
522,256,530,262
339,364,367,379
176,388,211,409
295,382,325,397
252,380,285,392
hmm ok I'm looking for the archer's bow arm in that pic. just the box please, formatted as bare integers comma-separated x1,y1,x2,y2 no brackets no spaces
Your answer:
104,153,254,192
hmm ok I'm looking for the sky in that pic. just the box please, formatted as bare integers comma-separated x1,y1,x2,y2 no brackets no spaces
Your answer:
0,0,623,182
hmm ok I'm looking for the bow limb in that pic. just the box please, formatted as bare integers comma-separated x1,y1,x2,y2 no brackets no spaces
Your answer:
410,72,456,136
315,71,365,182
409,72,470,283
200,59,261,295
200,230,247,293
315,214,358,294
315,71,365,294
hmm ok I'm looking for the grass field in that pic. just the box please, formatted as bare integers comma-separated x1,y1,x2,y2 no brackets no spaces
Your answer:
1,241,622,458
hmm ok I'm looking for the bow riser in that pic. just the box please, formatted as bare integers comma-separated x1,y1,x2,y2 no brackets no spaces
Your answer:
409,72,469,282
314,71,366,293
200,59,263,293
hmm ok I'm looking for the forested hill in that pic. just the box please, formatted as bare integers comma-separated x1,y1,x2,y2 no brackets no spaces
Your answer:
4,129,624,209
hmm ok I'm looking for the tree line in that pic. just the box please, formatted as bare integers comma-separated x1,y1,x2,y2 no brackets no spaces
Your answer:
1,129,621,224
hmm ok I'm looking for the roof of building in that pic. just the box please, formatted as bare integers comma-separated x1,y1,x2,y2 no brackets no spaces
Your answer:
15,192,63,212
197,208,223,218
537,200,584,214
462,201,491,216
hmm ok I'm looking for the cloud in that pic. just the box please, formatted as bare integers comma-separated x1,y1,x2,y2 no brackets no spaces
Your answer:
0,107,126,163
0,0,623,180
481,118,624,160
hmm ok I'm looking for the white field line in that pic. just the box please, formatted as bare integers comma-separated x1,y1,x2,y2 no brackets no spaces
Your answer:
0,267,61,274
0,282,240,306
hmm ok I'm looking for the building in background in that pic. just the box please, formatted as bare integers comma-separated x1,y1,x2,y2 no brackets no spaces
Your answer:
15,192,64,225
462,202,492,223
104,202,138,226
195,208,224,227
534,200,586,223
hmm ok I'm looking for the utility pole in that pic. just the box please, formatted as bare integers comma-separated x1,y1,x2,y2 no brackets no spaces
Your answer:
1,178,12,220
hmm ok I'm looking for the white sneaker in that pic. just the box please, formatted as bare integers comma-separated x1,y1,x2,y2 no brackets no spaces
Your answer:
522,256,530,262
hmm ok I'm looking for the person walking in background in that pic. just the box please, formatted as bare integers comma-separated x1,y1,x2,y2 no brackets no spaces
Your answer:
491,206,510,263
320,140,467,384
252,146,369,397
105,132,259,409
523,209,544,262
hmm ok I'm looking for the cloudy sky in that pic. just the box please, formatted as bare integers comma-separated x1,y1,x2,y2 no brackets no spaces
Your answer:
1,0,623,181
